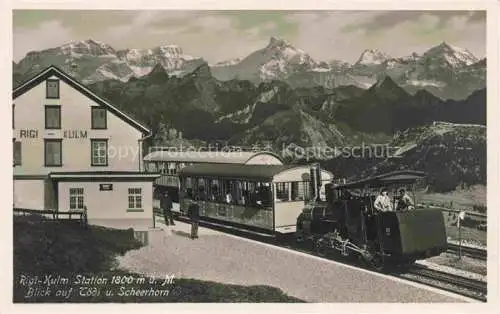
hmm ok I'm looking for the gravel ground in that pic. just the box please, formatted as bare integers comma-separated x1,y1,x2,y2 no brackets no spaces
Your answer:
422,255,487,278
117,220,471,303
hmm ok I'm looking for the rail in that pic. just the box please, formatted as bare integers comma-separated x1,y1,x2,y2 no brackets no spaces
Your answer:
447,243,487,260
403,264,487,302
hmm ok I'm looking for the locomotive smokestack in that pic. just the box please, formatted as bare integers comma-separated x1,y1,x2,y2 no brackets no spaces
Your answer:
309,163,322,202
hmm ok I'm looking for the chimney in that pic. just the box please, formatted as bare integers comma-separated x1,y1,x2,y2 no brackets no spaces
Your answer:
309,163,322,202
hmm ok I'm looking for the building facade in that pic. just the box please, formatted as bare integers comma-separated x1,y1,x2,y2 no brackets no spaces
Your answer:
13,66,159,229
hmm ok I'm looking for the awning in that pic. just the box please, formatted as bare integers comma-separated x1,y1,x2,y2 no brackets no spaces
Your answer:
178,164,296,181
49,171,161,181
334,170,426,189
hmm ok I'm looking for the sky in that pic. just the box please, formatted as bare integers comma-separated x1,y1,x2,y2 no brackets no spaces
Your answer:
13,10,486,64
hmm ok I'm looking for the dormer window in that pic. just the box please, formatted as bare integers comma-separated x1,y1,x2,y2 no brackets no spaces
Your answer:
46,79,60,99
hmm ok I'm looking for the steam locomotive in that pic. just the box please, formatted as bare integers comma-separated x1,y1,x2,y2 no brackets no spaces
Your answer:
295,164,448,270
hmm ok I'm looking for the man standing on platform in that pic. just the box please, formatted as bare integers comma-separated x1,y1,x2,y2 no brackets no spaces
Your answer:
161,190,175,226
188,200,200,239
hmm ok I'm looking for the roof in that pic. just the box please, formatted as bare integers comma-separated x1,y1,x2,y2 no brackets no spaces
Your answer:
13,65,150,135
143,150,283,164
49,171,160,181
178,164,297,181
334,170,426,189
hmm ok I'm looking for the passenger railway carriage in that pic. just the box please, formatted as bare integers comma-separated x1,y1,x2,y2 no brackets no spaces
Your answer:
143,150,284,212
177,163,334,234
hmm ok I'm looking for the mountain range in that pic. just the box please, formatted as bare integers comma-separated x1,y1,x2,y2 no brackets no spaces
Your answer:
320,122,486,193
13,37,486,101
12,38,487,192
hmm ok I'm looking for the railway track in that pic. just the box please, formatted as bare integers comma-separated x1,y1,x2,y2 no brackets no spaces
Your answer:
447,243,487,260
170,215,487,302
399,264,487,302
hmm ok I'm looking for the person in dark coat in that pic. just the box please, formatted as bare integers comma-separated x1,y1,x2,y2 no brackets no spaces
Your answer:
187,200,200,239
160,190,175,226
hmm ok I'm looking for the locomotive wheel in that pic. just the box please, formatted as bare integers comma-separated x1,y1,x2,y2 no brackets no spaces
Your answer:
397,258,416,270
370,255,385,271
315,239,327,256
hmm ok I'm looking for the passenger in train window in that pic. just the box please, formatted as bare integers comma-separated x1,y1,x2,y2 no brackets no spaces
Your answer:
225,191,233,204
260,186,272,207
198,186,206,201
209,184,218,201
374,187,393,212
396,188,414,211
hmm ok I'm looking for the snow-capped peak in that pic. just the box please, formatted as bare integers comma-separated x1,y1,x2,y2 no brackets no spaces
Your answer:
259,37,319,81
356,49,391,65
423,42,478,67
59,39,116,57
267,36,292,49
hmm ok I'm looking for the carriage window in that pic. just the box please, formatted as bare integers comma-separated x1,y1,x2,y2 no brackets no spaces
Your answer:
148,162,158,172
246,181,256,206
291,181,309,201
158,162,166,174
291,182,300,201
257,182,272,207
184,177,193,198
166,162,176,175
276,182,290,202
197,178,207,200
207,179,221,202
303,182,312,201
240,181,249,205
221,180,234,204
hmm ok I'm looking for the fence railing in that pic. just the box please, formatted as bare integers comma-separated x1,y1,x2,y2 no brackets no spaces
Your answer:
14,207,88,227
419,203,487,219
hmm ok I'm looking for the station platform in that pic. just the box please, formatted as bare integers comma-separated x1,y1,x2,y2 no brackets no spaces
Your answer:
117,219,477,303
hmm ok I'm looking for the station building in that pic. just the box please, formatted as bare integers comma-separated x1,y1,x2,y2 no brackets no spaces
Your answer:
13,65,159,229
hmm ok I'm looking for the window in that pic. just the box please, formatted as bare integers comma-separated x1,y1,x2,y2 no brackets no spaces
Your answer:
91,107,107,129
46,79,60,99
45,105,61,129
158,162,166,174
291,182,303,201
13,140,21,166
276,182,290,201
145,162,157,172
128,188,142,210
69,188,84,210
91,139,108,166
44,139,62,167
166,162,176,175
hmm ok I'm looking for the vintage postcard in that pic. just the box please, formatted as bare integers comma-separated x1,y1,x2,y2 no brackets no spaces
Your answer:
3,1,499,313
